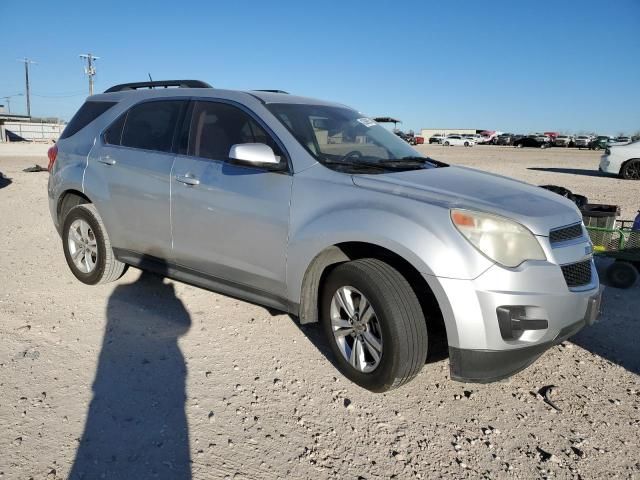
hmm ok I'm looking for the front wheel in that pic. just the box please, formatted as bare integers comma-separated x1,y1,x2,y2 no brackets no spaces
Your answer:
464,141,469,147
62,204,127,285
321,259,428,392
444,141,450,146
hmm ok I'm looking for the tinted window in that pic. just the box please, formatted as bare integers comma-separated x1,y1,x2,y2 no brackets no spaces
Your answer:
60,101,116,139
187,101,284,162
103,113,126,145
121,101,182,152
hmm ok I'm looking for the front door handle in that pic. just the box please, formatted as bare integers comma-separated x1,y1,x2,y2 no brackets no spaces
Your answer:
175,175,200,186
98,156,116,166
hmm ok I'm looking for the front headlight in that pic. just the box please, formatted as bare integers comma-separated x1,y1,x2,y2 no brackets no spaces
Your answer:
451,209,546,267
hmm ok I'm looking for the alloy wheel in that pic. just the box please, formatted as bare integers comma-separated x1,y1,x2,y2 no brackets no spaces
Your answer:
67,219,98,273
330,286,383,373
624,161,640,180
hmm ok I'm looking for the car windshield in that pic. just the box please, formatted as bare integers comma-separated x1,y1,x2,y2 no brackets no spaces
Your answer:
266,103,445,172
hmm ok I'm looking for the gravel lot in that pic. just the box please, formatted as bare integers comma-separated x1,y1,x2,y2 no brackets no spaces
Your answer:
1,144,638,479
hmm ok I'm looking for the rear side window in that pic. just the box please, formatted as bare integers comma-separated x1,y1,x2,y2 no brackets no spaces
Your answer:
103,113,126,145
121,101,182,152
60,101,116,139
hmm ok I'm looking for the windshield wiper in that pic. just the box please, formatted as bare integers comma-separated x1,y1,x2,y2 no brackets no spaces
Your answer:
322,159,390,171
385,156,448,168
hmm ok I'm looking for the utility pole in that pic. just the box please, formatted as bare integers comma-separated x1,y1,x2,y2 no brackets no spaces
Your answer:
1,94,23,114
80,53,99,95
18,58,36,117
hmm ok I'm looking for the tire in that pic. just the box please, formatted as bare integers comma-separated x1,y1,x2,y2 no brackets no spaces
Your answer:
62,204,127,285
444,141,450,146
321,258,428,392
464,141,469,147
606,261,638,289
516,143,524,148
621,159,640,180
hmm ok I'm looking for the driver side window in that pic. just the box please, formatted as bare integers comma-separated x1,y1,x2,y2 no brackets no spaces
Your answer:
186,101,284,163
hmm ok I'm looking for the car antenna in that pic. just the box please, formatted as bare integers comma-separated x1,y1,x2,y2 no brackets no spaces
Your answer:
148,73,153,81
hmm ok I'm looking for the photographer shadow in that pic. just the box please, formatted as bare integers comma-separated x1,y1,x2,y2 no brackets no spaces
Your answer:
69,264,192,480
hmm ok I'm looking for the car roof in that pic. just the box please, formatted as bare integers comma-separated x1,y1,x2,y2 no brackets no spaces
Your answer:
90,87,346,109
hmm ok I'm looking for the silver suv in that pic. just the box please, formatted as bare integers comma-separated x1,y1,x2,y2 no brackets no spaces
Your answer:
48,80,602,392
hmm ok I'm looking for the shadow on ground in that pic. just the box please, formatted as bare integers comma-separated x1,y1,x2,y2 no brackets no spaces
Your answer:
570,259,640,375
69,266,192,480
527,167,607,178
0,172,11,189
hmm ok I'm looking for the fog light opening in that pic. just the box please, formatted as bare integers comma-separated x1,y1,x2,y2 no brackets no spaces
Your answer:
497,306,549,341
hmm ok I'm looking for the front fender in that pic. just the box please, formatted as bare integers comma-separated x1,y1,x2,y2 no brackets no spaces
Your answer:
286,170,494,306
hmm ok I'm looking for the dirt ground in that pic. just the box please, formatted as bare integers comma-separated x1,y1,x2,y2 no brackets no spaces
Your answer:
1,144,638,480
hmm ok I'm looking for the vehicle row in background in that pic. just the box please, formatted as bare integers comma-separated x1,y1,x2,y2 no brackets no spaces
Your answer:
428,131,633,149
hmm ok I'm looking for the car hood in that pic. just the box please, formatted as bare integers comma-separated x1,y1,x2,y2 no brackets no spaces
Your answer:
351,165,581,236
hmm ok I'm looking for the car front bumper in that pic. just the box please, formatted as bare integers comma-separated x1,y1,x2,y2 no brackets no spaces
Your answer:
448,286,602,382
426,256,602,382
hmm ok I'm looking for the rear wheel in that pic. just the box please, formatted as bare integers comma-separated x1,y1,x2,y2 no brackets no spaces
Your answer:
62,204,127,285
464,141,469,147
321,259,428,392
621,159,640,180
444,141,450,146
606,261,637,289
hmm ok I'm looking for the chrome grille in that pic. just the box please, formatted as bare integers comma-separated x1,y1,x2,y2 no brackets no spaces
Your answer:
550,224,583,244
561,260,592,288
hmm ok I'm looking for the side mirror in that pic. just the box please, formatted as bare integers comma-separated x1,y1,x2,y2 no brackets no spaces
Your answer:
228,143,281,168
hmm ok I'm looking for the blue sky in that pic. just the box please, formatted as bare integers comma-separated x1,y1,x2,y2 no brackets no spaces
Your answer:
1,0,639,134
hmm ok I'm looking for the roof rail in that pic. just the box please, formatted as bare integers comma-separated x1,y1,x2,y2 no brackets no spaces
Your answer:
104,80,212,93
253,89,289,94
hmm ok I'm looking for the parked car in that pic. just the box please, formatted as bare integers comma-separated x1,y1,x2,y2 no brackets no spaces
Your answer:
613,136,630,145
554,135,575,147
515,136,551,148
48,79,602,392
476,131,499,144
575,135,592,149
531,134,552,144
394,130,413,144
463,134,483,144
495,133,515,145
429,134,444,144
589,136,614,151
442,134,474,147
553,135,575,148
599,140,640,179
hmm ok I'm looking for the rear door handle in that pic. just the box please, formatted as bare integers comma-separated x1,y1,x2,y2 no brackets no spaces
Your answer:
98,156,116,166
175,175,200,186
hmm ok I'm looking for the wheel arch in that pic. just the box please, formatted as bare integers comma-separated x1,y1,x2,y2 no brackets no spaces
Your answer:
297,241,447,348
57,189,92,224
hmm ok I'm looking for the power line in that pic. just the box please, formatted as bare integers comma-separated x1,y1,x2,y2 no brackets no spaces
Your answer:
17,58,36,117
32,91,88,98
79,53,99,95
